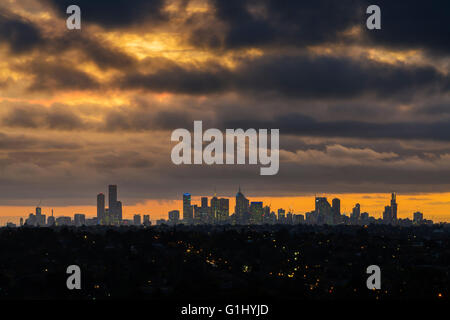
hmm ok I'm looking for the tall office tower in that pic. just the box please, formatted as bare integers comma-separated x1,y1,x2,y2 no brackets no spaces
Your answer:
332,198,341,216
315,197,332,224
97,193,105,224
211,196,219,220
278,208,286,222
116,201,123,222
201,197,208,209
143,215,151,226
133,214,142,226
383,205,392,223
235,187,249,217
390,192,398,221
108,184,118,221
169,210,180,222
35,206,46,226
351,203,361,220
249,202,263,224
74,214,86,227
413,211,423,223
183,193,193,221
219,198,229,220
193,205,201,219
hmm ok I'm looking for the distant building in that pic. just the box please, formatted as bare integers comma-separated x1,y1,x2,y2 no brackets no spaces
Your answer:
278,208,286,223
315,197,333,224
249,202,263,224
183,193,193,222
97,193,105,223
74,213,86,227
413,211,423,224
390,192,398,221
351,203,361,221
332,198,341,216
133,214,142,226
56,216,72,226
383,193,398,224
169,210,180,222
143,215,151,226
235,187,249,218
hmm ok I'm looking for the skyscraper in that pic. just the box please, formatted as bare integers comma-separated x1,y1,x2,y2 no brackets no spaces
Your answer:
133,214,141,226
108,185,117,217
235,186,249,217
116,200,122,222
219,198,229,221
211,196,219,220
315,197,332,224
201,197,208,209
390,192,398,221
97,193,105,223
332,198,341,216
169,210,180,222
183,193,193,221
249,201,263,224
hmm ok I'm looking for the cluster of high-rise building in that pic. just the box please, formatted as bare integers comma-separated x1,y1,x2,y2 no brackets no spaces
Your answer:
97,185,123,225
18,185,149,227
23,207,96,227
96,185,151,226
162,190,433,226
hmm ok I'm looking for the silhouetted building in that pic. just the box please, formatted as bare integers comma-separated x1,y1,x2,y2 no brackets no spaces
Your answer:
249,202,263,224
332,198,341,216
235,187,249,220
133,214,141,226
351,203,361,222
413,211,423,224
169,210,180,222
97,193,105,224
383,193,398,224
391,192,398,221
74,213,86,227
183,193,193,222
315,197,332,224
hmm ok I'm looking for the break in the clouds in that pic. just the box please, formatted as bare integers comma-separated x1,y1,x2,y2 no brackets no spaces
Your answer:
0,0,450,206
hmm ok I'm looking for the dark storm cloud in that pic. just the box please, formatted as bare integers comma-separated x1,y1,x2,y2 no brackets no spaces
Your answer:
0,11,44,54
189,0,364,49
6,151,77,167
119,64,231,95
363,1,450,56
44,0,168,28
223,113,450,142
90,152,153,171
3,105,89,130
22,61,100,92
0,132,81,151
190,0,450,57
103,108,198,131
46,34,137,70
0,8,136,70
118,54,449,98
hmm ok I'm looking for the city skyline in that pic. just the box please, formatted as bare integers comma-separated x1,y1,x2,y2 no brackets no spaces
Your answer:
3,184,438,227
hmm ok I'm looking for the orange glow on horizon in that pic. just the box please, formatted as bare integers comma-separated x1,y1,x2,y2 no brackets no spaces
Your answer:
1,193,449,224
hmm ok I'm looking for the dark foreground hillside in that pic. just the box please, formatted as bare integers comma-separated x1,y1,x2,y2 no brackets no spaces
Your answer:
0,224,448,300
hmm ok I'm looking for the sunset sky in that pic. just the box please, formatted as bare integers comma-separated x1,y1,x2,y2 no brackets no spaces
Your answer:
1,0,450,222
